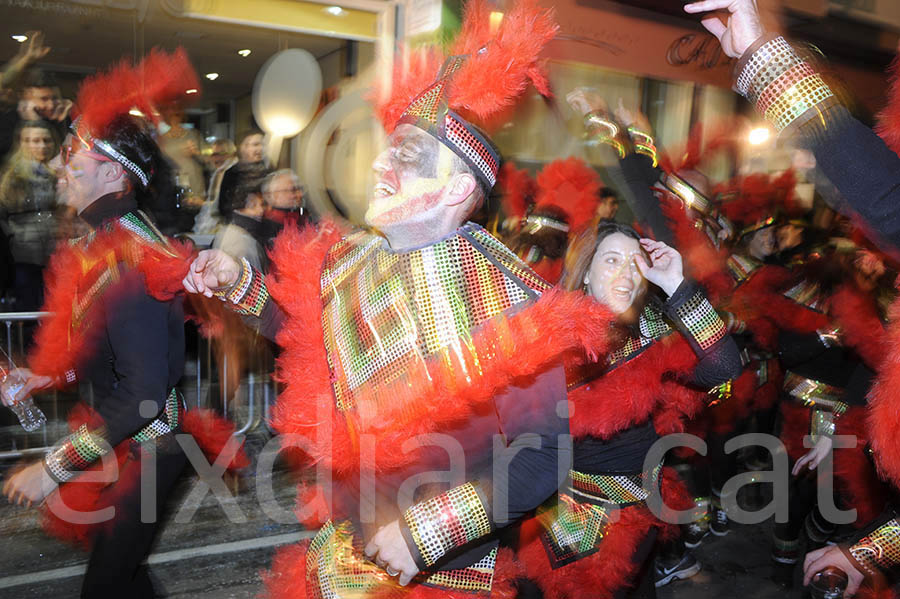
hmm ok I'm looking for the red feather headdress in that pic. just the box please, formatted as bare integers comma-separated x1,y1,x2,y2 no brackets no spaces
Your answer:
498,161,535,223
530,157,602,234
372,0,557,189
71,48,199,187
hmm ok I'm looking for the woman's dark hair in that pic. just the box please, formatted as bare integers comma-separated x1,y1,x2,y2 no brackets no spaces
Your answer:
507,205,570,261
560,220,642,292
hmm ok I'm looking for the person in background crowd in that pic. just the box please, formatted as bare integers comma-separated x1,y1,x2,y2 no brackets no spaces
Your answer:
213,179,268,272
0,119,60,311
260,168,306,244
596,187,620,221
216,129,269,220
0,31,52,159
192,137,238,234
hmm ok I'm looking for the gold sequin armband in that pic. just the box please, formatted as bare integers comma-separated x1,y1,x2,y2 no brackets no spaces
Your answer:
810,409,835,444
44,424,110,483
402,482,493,569
849,517,900,577
585,113,626,158
669,285,728,355
736,35,836,132
213,257,269,317
627,127,658,167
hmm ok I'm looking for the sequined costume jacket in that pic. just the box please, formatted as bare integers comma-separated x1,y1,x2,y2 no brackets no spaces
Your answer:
220,221,615,597
516,281,740,599
38,193,186,484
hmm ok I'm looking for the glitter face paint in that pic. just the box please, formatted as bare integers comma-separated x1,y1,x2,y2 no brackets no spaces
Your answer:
587,233,648,315
366,124,457,228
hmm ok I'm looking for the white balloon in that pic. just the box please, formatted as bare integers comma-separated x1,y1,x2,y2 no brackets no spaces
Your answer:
253,49,322,138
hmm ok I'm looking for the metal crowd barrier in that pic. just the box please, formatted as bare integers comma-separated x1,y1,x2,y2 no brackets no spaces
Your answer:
0,310,275,460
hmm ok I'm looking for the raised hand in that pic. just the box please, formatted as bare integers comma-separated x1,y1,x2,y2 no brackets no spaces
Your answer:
565,88,608,118
635,239,684,297
684,0,765,59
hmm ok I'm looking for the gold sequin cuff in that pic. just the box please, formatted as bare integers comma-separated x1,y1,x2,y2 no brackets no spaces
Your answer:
736,35,836,132
669,283,728,354
849,517,900,577
214,257,269,317
402,482,492,569
810,409,835,444
43,424,109,483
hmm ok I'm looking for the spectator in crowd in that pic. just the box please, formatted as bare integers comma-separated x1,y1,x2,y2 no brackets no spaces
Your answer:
0,119,60,311
217,129,269,220
0,32,51,159
596,187,620,220
261,168,306,243
192,138,237,234
212,179,268,272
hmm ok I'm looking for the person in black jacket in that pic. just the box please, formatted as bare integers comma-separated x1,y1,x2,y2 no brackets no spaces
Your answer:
1,51,196,599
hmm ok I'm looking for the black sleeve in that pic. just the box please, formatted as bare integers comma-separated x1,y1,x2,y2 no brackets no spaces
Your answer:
777,330,828,368
487,364,571,526
96,271,175,446
801,107,900,252
242,299,285,342
662,280,742,387
619,153,675,246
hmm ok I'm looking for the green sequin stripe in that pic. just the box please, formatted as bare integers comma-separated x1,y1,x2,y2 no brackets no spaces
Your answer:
70,424,108,463
131,389,180,443
569,464,661,505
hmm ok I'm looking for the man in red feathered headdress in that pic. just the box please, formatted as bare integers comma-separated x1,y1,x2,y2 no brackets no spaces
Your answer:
182,2,618,598
0,49,207,597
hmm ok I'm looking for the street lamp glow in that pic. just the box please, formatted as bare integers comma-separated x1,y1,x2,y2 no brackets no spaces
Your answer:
748,127,771,146
11,35,27,43
237,49,251,57
185,88,198,94
205,72,219,81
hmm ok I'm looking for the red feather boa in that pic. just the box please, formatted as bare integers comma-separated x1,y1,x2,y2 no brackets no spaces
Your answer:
867,294,900,491
830,283,888,371
568,333,702,441
266,221,616,477
29,224,193,381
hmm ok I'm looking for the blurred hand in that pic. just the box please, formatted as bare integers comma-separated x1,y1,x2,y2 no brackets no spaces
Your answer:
1,367,53,406
636,239,684,296
684,0,765,59
792,435,833,476
565,88,608,118
803,545,864,597
364,520,419,586
183,249,241,298
17,31,51,65
2,460,57,508
613,98,652,133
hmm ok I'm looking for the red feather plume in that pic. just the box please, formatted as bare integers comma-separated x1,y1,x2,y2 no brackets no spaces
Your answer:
718,170,796,227
534,157,602,233
75,47,199,135
372,0,557,133
498,161,535,221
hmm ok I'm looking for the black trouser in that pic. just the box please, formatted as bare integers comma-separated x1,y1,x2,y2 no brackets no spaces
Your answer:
81,437,187,598
618,528,658,599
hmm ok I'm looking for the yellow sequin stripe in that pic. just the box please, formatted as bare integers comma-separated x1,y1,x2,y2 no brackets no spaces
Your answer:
738,35,835,132
214,257,269,317
568,463,661,507
849,518,900,577
403,482,492,568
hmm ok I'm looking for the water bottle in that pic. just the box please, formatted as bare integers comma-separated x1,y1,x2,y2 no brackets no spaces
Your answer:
808,567,848,599
1,366,47,432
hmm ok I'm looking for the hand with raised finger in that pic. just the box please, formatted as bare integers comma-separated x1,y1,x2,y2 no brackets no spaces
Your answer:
803,545,864,597
2,460,57,508
183,249,241,297
684,0,765,59
614,98,652,134
19,31,51,65
792,435,834,476
364,520,420,586
636,238,684,296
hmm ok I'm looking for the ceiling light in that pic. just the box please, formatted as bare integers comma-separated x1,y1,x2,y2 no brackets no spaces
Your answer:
748,127,771,146
11,35,27,43
205,72,219,81
324,6,345,16
237,49,251,57
185,88,198,94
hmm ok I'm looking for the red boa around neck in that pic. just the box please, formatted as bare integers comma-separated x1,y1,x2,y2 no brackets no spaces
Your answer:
266,221,617,477
29,221,193,382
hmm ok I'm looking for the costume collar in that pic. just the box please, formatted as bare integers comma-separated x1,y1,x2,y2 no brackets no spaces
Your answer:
80,192,138,228
230,212,264,236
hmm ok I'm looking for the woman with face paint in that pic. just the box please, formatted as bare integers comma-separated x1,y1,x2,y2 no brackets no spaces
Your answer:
516,221,742,599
